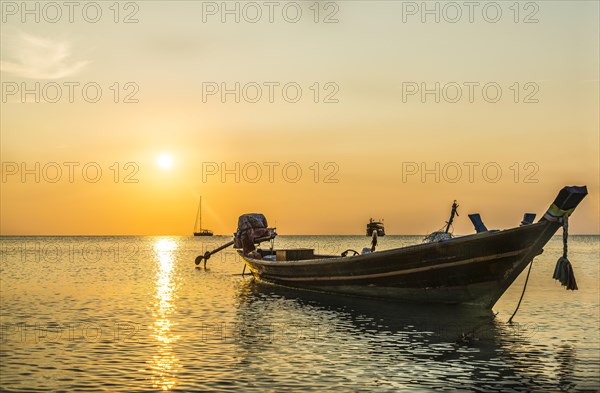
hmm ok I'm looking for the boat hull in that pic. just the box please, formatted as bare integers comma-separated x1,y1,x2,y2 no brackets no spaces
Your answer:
194,232,214,236
234,186,587,309
240,221,558,308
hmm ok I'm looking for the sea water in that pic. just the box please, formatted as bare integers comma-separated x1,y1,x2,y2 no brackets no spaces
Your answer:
1,235,598,392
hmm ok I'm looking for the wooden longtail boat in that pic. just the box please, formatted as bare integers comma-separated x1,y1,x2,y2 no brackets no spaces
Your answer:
237,186,587,309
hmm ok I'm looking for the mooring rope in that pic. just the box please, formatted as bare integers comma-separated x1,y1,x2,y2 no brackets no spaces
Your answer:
508,259,534,324
509,213,578,323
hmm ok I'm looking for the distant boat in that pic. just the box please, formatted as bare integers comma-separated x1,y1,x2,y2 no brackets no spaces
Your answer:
366,218,385,236
193,197,213,236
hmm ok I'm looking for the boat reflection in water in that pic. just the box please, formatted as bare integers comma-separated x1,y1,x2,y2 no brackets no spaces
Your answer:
231,279,578,391
150,238,181,391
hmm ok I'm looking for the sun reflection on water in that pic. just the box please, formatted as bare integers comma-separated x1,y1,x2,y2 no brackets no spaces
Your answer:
149,238,181,391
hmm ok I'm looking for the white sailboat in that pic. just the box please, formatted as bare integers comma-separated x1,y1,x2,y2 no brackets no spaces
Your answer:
193,197,213,236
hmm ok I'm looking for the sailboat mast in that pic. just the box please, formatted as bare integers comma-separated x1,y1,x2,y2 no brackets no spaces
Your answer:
199,196,202,230
194,198,201,232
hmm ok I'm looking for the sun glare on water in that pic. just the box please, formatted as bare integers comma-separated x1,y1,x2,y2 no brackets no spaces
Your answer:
157,154,173,169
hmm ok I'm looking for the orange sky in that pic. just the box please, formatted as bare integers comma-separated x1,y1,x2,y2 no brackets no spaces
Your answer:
1,1,598,235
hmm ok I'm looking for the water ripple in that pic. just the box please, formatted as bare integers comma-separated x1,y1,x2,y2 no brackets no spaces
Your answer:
1,236,598,391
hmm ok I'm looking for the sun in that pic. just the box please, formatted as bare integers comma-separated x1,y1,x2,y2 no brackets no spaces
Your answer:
157,154,173,169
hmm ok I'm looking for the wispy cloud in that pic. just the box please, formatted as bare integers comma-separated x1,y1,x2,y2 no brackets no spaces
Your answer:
0,32,88,79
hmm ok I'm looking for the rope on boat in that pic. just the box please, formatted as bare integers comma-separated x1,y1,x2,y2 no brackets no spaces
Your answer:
507,259,534,324
424,200,458,243
552,215,578,290
423,231,452,243
510,212,579,323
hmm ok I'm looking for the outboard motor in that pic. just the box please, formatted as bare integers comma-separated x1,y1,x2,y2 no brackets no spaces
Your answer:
234,213,277,253
195,213,276,267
